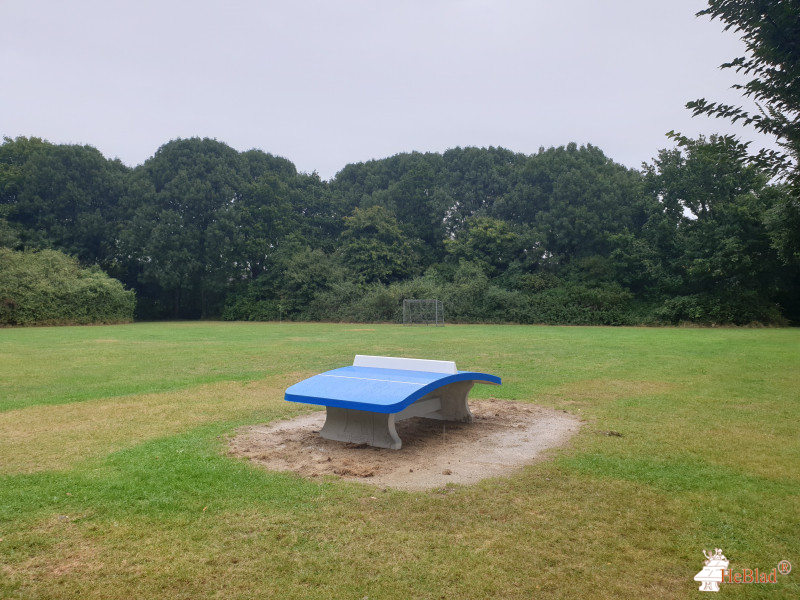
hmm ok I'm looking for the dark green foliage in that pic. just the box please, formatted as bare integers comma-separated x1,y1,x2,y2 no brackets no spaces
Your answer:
338,205,421,284
220,294,282,322
685,0,800,190
524,283,636,326
654,292,785,325
1,133,796,326
116,139,301,319
331,151,447,267
439,146,525,235
492,143,646,263
120,138,247,319
680,1,800,310
445,217,536,277
222,244,345,321
0,136,128,267
641,135,792,324
0,249,135,326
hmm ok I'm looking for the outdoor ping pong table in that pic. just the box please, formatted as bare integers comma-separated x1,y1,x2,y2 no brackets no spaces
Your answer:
285,355,501,449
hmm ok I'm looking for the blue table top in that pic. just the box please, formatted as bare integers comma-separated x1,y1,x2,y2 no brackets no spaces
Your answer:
285,365,501,414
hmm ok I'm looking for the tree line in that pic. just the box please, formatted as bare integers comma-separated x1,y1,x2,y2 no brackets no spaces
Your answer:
1,134,797,325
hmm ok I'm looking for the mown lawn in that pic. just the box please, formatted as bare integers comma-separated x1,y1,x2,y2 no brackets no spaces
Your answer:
1,322,798,598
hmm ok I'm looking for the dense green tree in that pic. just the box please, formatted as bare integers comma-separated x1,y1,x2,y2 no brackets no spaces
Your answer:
331,158,392,205
122,138,247,317
763,184,800,266
119,140,325,319
376,154,444,262
222,242,344,321
0,136,127,265
439,146,524,234
643,136,785,323
279,246,344,315
678,1,800,321
445,216,537,277
226,174,293,281
685,0,800,189
288,172,347,251
332,152,446,265
0,216,19,248
493,144,646,264
337,205,420,284
241,148,297,179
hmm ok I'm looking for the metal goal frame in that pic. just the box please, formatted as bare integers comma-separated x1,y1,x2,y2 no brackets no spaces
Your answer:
402,299,444,326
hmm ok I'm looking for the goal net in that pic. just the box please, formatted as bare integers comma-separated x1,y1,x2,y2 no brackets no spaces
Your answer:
402,299,444,326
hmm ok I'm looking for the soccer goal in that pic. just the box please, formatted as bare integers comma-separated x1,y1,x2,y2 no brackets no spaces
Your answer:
402,299,444,326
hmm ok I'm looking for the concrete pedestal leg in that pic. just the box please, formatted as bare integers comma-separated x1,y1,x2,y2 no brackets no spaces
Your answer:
424,380,475,423
320,406,402,450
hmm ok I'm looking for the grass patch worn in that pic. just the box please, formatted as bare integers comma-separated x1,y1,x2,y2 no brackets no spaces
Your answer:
1,322,798,598
0,376,313,474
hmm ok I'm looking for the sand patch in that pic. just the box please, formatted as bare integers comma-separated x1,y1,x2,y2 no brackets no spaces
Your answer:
229,399,581,491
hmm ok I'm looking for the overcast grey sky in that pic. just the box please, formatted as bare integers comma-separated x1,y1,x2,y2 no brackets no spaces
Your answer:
1,0,774,180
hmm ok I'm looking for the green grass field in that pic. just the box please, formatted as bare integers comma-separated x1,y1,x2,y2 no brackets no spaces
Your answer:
1,322,798,598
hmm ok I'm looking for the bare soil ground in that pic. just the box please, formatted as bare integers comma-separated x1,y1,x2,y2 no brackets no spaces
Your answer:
228,399,581,491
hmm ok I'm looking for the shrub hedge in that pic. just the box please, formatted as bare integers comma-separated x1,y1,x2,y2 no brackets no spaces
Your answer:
0,248,136,326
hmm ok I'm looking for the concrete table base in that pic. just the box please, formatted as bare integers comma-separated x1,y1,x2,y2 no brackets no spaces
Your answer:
320,381,476,450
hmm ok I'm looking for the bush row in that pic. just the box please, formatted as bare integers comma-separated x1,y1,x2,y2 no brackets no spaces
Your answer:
223,261,785,327
223,262,642,326
0,249,136,326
